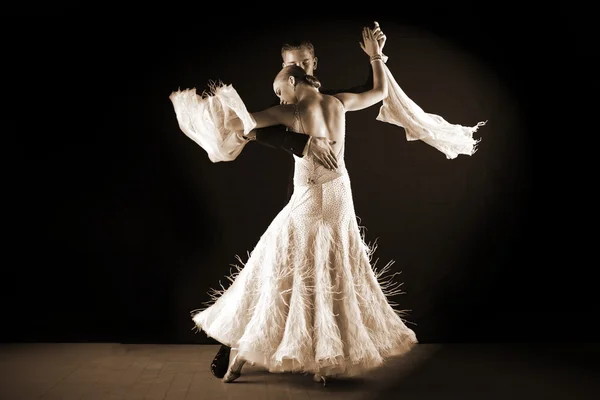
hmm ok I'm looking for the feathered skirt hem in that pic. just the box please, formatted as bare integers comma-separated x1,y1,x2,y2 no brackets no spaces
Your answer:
191,174,418,377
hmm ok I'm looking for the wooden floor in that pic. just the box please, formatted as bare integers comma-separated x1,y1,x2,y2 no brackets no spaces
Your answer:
0,343,598,400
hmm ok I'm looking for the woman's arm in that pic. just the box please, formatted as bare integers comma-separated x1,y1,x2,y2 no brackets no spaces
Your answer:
225,104,293,132
333,28,387,112
323,22,388,96
234,97,312,157
226,106,337,168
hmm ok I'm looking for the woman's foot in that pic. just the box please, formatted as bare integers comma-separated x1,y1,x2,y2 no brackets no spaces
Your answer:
222,369,241,383
222,352,246,383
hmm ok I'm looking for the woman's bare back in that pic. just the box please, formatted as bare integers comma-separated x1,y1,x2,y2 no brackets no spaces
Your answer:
295,93,346,157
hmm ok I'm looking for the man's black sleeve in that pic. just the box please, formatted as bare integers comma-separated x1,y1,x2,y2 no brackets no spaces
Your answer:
254,125,309,158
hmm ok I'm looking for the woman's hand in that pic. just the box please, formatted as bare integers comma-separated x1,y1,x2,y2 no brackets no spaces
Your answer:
359,27,382,58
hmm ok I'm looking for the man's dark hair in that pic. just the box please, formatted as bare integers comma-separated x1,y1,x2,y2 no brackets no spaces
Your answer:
280,40,315,57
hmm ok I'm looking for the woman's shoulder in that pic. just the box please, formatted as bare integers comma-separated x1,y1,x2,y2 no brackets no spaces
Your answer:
296,94,344,113
323,93,346,112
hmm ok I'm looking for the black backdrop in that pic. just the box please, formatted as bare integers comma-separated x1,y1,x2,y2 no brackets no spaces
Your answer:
4,9,594,345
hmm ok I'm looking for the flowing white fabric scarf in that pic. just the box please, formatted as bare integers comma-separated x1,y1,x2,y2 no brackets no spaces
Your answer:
376,64,486,159
169,83,256,163
169,68,486,162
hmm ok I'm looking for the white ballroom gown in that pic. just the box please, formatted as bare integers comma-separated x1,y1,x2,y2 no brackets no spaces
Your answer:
191,101,418,378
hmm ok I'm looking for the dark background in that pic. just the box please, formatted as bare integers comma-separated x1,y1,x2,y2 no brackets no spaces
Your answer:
4,9,594,345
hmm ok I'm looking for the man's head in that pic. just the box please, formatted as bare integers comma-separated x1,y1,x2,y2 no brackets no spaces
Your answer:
281,40,318,76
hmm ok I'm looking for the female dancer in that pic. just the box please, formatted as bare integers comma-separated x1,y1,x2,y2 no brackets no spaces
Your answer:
186,27,418,385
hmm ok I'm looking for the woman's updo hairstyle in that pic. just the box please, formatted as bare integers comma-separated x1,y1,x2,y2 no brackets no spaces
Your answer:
275,65,322,89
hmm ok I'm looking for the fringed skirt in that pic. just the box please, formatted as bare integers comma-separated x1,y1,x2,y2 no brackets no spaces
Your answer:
192,164,417,377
